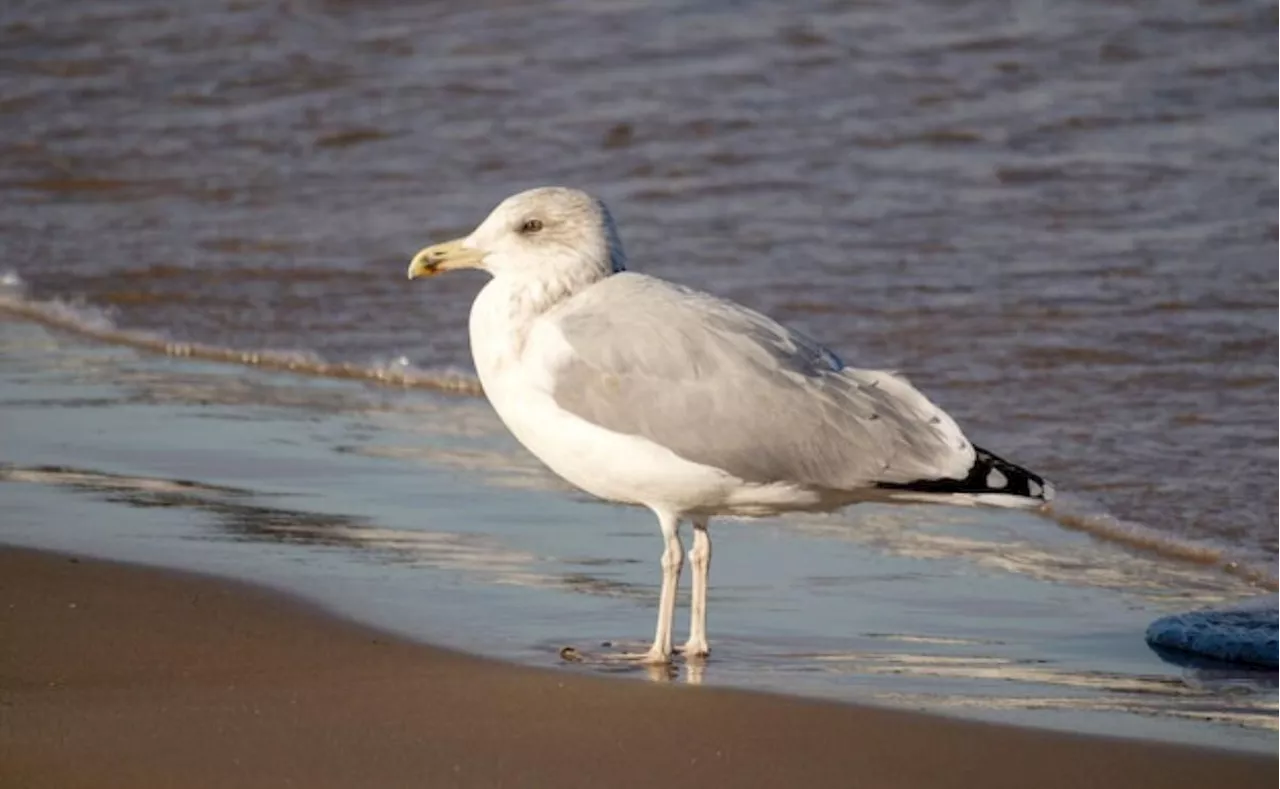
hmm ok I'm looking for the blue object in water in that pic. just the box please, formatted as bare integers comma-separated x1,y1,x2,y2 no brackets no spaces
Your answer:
1145,597,1278,668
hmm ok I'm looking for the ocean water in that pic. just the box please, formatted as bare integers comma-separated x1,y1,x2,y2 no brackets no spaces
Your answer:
0,0,1276,752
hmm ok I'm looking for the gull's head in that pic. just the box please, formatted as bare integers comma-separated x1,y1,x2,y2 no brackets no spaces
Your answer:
408,187,626,287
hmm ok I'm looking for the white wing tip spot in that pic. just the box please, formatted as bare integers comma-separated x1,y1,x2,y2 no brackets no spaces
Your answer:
986,468,1008,489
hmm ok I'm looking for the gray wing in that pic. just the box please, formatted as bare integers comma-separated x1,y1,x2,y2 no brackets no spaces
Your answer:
546,273,975,490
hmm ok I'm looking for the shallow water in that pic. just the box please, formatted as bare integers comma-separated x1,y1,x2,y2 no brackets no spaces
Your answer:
1,0,1275,572
0,0,1277,751
1,320,1275,753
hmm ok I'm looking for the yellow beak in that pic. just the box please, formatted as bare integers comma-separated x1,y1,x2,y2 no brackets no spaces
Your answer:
407,238,484,280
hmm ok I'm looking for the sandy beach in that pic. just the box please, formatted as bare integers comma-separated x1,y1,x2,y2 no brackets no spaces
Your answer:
0,547,1270,789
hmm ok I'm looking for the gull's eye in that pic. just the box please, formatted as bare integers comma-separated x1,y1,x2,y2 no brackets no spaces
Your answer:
520,218,544,234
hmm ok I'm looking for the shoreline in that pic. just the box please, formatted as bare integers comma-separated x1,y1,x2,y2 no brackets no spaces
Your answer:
1,316,1275,757
0,545,1271,789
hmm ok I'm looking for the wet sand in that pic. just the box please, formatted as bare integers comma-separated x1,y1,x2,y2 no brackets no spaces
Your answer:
0,548,1269,789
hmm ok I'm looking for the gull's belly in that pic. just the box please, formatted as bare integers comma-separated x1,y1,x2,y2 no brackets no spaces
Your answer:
482,373,838,518
483,373,737,511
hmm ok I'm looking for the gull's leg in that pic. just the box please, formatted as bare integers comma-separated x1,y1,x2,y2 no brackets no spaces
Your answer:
642,510,683,665
681,516,712,658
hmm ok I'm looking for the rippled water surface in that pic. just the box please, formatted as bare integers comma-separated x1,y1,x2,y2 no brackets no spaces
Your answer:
1,1,1276,568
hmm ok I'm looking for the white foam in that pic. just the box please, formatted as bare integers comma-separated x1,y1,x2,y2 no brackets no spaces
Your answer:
1044,493,1277,590
0,270,483,396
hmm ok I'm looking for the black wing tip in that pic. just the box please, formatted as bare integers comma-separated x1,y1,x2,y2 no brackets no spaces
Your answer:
877,446,1052,501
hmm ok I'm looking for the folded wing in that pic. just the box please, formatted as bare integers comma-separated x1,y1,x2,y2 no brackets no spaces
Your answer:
545,273,976,492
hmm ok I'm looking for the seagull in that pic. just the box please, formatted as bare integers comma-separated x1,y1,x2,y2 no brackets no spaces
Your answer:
407,187,1052,664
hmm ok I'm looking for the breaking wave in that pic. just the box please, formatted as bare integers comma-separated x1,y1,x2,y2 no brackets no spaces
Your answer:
1043,494,1277,591
0,270,482,396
